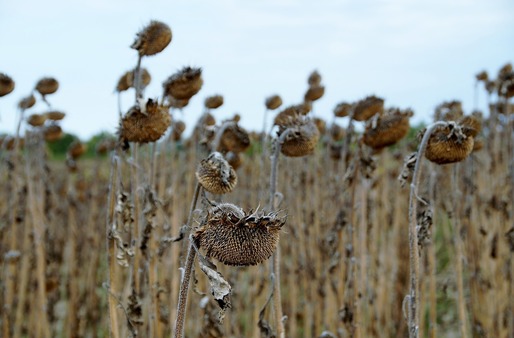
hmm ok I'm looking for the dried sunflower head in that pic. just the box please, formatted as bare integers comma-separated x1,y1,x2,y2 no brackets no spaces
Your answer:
162,66,203,100
27,113,48,127
205,95,224,109
265,94,282,110
131,20,172,57
193,203,286,266
434,100,463,121
424,122,474,165
35,77,59,96
278,115,320,157
304,85,325,102
352,95,384,121
334,102,351,118
273,103,311,126
43,124,63,142
218,123,250,153
119,98,171,144
67,141,87,160
308,70,322,86
475,70,488,82
362,108,412,149
330,123,345,141
196,152,237,194
45,110,66,121
18,94,36,110
0,73,15,97
95,138,116,155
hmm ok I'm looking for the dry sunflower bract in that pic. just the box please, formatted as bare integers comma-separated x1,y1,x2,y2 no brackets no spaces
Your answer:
0,73,15,97
196,152,237,194
163,66,203,100
119,98,171,144
194,203,286,266
131,20,172,57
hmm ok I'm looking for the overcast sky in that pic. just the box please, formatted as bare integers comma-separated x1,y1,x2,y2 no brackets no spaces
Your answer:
1,0,513,140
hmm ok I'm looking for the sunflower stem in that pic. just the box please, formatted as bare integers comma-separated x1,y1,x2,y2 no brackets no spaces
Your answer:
408,121,447,338
173,182,202,338
268,129,291,338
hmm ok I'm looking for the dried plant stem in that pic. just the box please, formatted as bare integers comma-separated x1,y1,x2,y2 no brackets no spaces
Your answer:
173,182,202,338
408,121,446,338
357,178,370,338
26,137,51,338
451,165,469,338
428,170,437,338
268,129,290,338
64,189,79,338
341,111,355,170
131,144,142,294
134,55,143,101
106,155,121,338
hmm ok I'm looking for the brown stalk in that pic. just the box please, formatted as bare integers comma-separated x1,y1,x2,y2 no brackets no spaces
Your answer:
173,182,202,338
106,154,121,338
451,164,469,338
267,129,291,338
407,121,447,338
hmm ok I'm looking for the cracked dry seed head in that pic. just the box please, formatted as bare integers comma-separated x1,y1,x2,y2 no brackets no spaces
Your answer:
0,73,15,97
163,66,203,100
362,108,412,149
194,203,286,266
265,94,282,110
35,77,59,96
279,115,320,157
196,152,237,194
205,95,224,109
131,20,172,57
352,95,384,121
119,99,171,144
